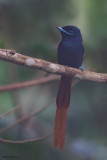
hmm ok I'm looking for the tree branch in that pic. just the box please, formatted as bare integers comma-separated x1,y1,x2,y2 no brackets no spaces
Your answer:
0,105,19,119
0,75,58,92
0,98,55,134
0,134,52,144
0,49,107,83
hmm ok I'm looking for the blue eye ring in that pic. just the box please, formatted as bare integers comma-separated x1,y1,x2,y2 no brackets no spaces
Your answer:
69,30,74,35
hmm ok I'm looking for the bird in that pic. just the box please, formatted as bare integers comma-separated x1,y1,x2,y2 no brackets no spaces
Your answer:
54,25,84,149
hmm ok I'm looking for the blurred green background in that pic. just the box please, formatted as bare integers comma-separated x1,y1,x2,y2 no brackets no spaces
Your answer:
0,0,107,159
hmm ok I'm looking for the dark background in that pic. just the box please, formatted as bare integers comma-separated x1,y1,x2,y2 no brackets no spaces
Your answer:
0,0,107,159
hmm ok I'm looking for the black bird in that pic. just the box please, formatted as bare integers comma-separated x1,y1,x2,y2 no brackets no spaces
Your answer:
54,25,84,149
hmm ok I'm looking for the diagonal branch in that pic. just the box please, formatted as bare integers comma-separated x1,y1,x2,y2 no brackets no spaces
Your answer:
0,105,19,119
0,75,59,92
0,49,107,83
0,98,55,134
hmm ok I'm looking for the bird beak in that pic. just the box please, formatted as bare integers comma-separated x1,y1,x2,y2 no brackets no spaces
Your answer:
56,27,63,31
56,27,72,35
56,27,68,34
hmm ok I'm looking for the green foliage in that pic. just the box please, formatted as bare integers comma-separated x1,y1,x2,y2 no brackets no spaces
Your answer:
84,0,107,71
0,38,5,48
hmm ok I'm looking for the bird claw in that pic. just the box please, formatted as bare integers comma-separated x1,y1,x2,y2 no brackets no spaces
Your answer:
79,67,83,72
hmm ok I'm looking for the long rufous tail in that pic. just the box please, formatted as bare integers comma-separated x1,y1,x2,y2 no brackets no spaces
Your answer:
54,76,72,149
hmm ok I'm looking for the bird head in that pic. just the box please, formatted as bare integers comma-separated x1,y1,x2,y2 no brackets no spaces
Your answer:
57,25,82,42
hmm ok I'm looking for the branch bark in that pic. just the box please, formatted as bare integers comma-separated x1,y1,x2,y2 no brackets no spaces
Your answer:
0,49,107,83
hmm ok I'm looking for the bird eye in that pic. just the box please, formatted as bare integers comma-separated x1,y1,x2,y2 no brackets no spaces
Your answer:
69,30,74,35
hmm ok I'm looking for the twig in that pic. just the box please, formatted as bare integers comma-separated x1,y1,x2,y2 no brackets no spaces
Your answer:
0,134,52,144
0,75,58,92
0,98,55,134
0,105,19,119
0,49,107,83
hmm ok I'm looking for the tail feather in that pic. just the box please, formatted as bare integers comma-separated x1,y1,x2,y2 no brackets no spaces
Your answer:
54,76,72,149
54,108,60,147
56,76,72,108
59,108,67,149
